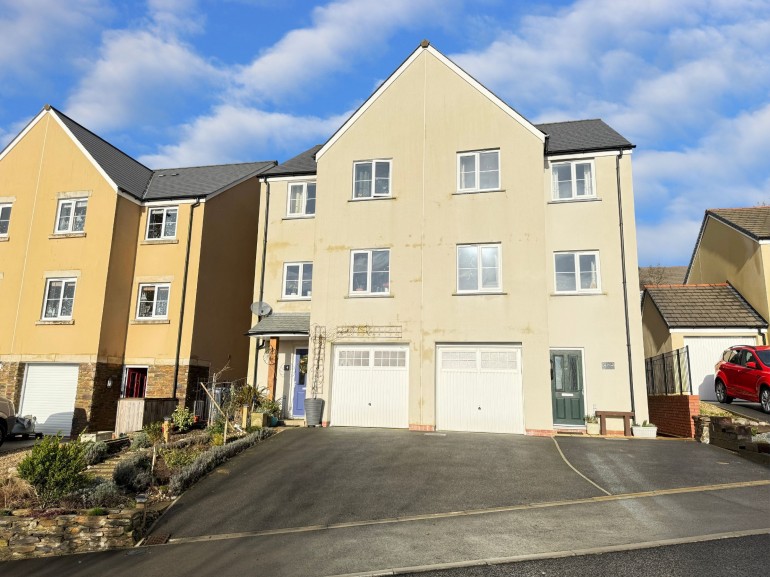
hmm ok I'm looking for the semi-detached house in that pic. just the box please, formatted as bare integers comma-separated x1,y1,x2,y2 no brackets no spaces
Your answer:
0,105,274,436
248,42,649,435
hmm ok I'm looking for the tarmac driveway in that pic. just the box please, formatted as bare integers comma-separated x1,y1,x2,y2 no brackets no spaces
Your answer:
149,428,770,542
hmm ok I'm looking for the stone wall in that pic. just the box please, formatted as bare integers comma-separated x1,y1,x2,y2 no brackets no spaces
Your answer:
647,394,700,438
0,508,142,560
0,362,24,407
703,416,770,466
146,364,209,407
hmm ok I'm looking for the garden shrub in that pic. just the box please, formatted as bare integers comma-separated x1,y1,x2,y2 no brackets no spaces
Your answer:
161,447,204,471
17,436,89,506
131,431,152,450
113,452,153,492
82,440,110,466
144,421,164,445
0,476,35,509
210,433,224,446
87,507,107,516
171,406,194,432
84,480,128,508
161,431,210,450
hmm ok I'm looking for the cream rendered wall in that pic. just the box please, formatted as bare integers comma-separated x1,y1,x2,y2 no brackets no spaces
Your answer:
247,178,315,391
0,113,118,362
641,294,674,357
311,49,551,429
546,153,648,422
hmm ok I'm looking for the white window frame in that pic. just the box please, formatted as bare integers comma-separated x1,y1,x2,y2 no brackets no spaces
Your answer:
54,198,88,234
457,150,501,193
286,181,316,217
352,159,392,199
41,278,77,320
136,283,171,319
282,262,313,300
349,249,391,295
0,203,11,236
145,206,178,240
456,244,502,293
553,251,601,294
550,160,596,201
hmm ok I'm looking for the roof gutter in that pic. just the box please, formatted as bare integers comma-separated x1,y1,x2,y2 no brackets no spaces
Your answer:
252,178,271,387
616,150,636,416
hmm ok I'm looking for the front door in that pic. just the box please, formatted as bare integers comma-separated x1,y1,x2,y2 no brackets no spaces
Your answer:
292,348,308,417
124,367,147,398
551,350,585,426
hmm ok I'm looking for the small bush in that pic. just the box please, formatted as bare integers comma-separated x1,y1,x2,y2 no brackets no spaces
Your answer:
17,436,89,506
207,418,224,435
144,421,164,445
161,447,204,471
210,432,224,446
171,406,194,432
85,480,128,508
113,452,153,492
131,431,152,450
161,431,210,450
82,441,109,466
0,476,36,509
87,507,107,516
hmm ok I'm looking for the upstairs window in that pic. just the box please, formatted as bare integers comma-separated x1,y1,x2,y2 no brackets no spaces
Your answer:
350,249,390,294
146,207,178,239
353,160,391,199
287,182,316,217
554,251,601,293
551,160,595,200
283,262,313,299
137,283,170,319
457,150,500,192
457,244,501,292
0,204,11,236
55,199,87,233
42,278,77,319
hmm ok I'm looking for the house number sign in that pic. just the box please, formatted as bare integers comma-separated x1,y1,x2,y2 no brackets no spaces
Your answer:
602,362,615,370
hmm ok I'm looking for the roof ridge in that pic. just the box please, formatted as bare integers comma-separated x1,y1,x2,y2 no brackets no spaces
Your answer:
535,118,603,126
709,206,770,211
645,283,728,288
155,160,274,172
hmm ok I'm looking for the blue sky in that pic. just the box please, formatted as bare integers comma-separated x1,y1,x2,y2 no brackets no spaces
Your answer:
2,0,770,266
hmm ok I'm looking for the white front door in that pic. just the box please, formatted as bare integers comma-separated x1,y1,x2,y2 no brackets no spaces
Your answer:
684,336,757,400
330,345,409,428
436,345,524,434
20,363,79,436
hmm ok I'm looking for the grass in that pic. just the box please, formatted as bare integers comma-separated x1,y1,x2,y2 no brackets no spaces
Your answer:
699,402,734,418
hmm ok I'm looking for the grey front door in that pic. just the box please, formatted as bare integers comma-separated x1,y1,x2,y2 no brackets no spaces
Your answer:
551,350,585,426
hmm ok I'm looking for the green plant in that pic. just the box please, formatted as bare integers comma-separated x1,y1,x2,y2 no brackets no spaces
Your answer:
257,397,282,418
210,432,224,446
584,414,599,424
131,431,152,450
82,441,109,466
172,405,195,432
17,436,89,506
86,507,107,516
161,447,204,471
144,421,164,445
642,420,656,427
207,418,225,435
83,480,127,508
113,452,153,492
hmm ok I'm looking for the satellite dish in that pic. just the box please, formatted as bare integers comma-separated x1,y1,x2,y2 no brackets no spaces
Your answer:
250,301,273,317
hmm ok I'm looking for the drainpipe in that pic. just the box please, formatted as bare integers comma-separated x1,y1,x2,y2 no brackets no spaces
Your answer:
252,178,271,387
173,198,201,401
616,150,636,415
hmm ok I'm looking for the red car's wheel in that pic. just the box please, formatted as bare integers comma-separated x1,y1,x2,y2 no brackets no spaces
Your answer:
760,387,770,414
716,380,733,404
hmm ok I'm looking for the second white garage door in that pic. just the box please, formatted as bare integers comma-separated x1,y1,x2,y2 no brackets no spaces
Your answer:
330,345,409,428
436,345,524,434
684,336,757,400
20,363,79,436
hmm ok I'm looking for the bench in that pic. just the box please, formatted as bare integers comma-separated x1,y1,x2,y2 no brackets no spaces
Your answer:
595,410,635,436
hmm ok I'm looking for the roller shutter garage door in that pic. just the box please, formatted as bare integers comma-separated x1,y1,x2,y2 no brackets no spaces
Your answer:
20,364,79,436
684,336,757,400
436,345,524,434
330,345,409,428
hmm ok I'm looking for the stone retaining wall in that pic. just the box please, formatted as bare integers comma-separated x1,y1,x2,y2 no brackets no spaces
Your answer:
0,508,142,560
647,394,700,438
694,416,770,467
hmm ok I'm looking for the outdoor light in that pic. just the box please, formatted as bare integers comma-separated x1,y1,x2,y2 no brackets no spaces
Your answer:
107,377,113,388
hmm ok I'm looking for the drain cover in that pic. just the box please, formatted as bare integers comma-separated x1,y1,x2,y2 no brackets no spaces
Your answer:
144,532,170,546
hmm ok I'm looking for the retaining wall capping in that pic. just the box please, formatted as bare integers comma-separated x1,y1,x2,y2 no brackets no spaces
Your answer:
705,416,770,467
0,508,142,560
647,394,700,438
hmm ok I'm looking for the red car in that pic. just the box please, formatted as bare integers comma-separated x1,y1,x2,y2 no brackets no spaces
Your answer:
714,345,770,413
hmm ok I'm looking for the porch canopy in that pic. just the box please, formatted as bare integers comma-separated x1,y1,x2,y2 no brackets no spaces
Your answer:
246,312,310,338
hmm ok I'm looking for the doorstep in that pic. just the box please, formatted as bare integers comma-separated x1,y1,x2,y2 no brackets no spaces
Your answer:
283,418,306,427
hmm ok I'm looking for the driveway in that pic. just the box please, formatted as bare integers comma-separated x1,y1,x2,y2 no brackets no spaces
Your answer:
707,400,770,422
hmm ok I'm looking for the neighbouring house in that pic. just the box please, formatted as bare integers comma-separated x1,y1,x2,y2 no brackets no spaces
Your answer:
247,41,649,435
0,105,275,436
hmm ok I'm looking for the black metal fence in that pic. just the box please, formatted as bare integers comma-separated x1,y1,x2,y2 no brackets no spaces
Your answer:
645,346,692,395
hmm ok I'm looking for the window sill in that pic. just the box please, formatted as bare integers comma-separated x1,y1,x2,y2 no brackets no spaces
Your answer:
49,232,86,239
452,291,507,296
36,319,74,325
130,319,171,325
0,236,8,242
453,189,505,196
282,215,315,221
346,293,394,299
141,238,179,245
551,291,606,296
548,197,600,204
348,196,395,203
278,297,312,302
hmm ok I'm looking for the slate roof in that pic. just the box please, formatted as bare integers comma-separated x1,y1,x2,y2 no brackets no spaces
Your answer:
643,284,767,329
265,145,322,177
246,313,311,336
708,207,770,241
50,106,275,201
535,119,635,155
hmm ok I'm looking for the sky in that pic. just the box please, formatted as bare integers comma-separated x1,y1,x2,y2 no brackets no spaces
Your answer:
2,0,770,266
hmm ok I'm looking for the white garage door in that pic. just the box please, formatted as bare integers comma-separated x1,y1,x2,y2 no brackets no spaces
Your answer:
20,364,79,436
436,345,524,434
684,336,757,400
330,345,409,428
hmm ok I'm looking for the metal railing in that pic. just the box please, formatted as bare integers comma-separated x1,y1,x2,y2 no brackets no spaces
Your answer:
645,346,692,395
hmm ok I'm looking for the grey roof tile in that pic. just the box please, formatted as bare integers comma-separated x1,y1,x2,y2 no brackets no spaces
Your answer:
535,119,634,155
246,313,311,336
145,161,274,200
709,207,770,241
644,284,767,329
265,145,322,177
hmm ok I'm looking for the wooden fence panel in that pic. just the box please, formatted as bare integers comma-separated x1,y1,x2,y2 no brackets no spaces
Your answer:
114,398,178,435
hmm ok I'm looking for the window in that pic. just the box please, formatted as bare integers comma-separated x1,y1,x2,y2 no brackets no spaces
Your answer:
42,278,76,319
350,249,390,294
55,199,88,233
338,350,370,367
554,251,601,293
374,349,407,367
283,262,313,299
457,244,501,292
146,207,178,239
551,160,595,200
137,283,170,319
353,160,391,199
287,182,316,217
457,150,500,192
0,204,11,236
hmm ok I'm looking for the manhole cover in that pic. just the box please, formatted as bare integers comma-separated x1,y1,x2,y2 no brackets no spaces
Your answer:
144,532,170,546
